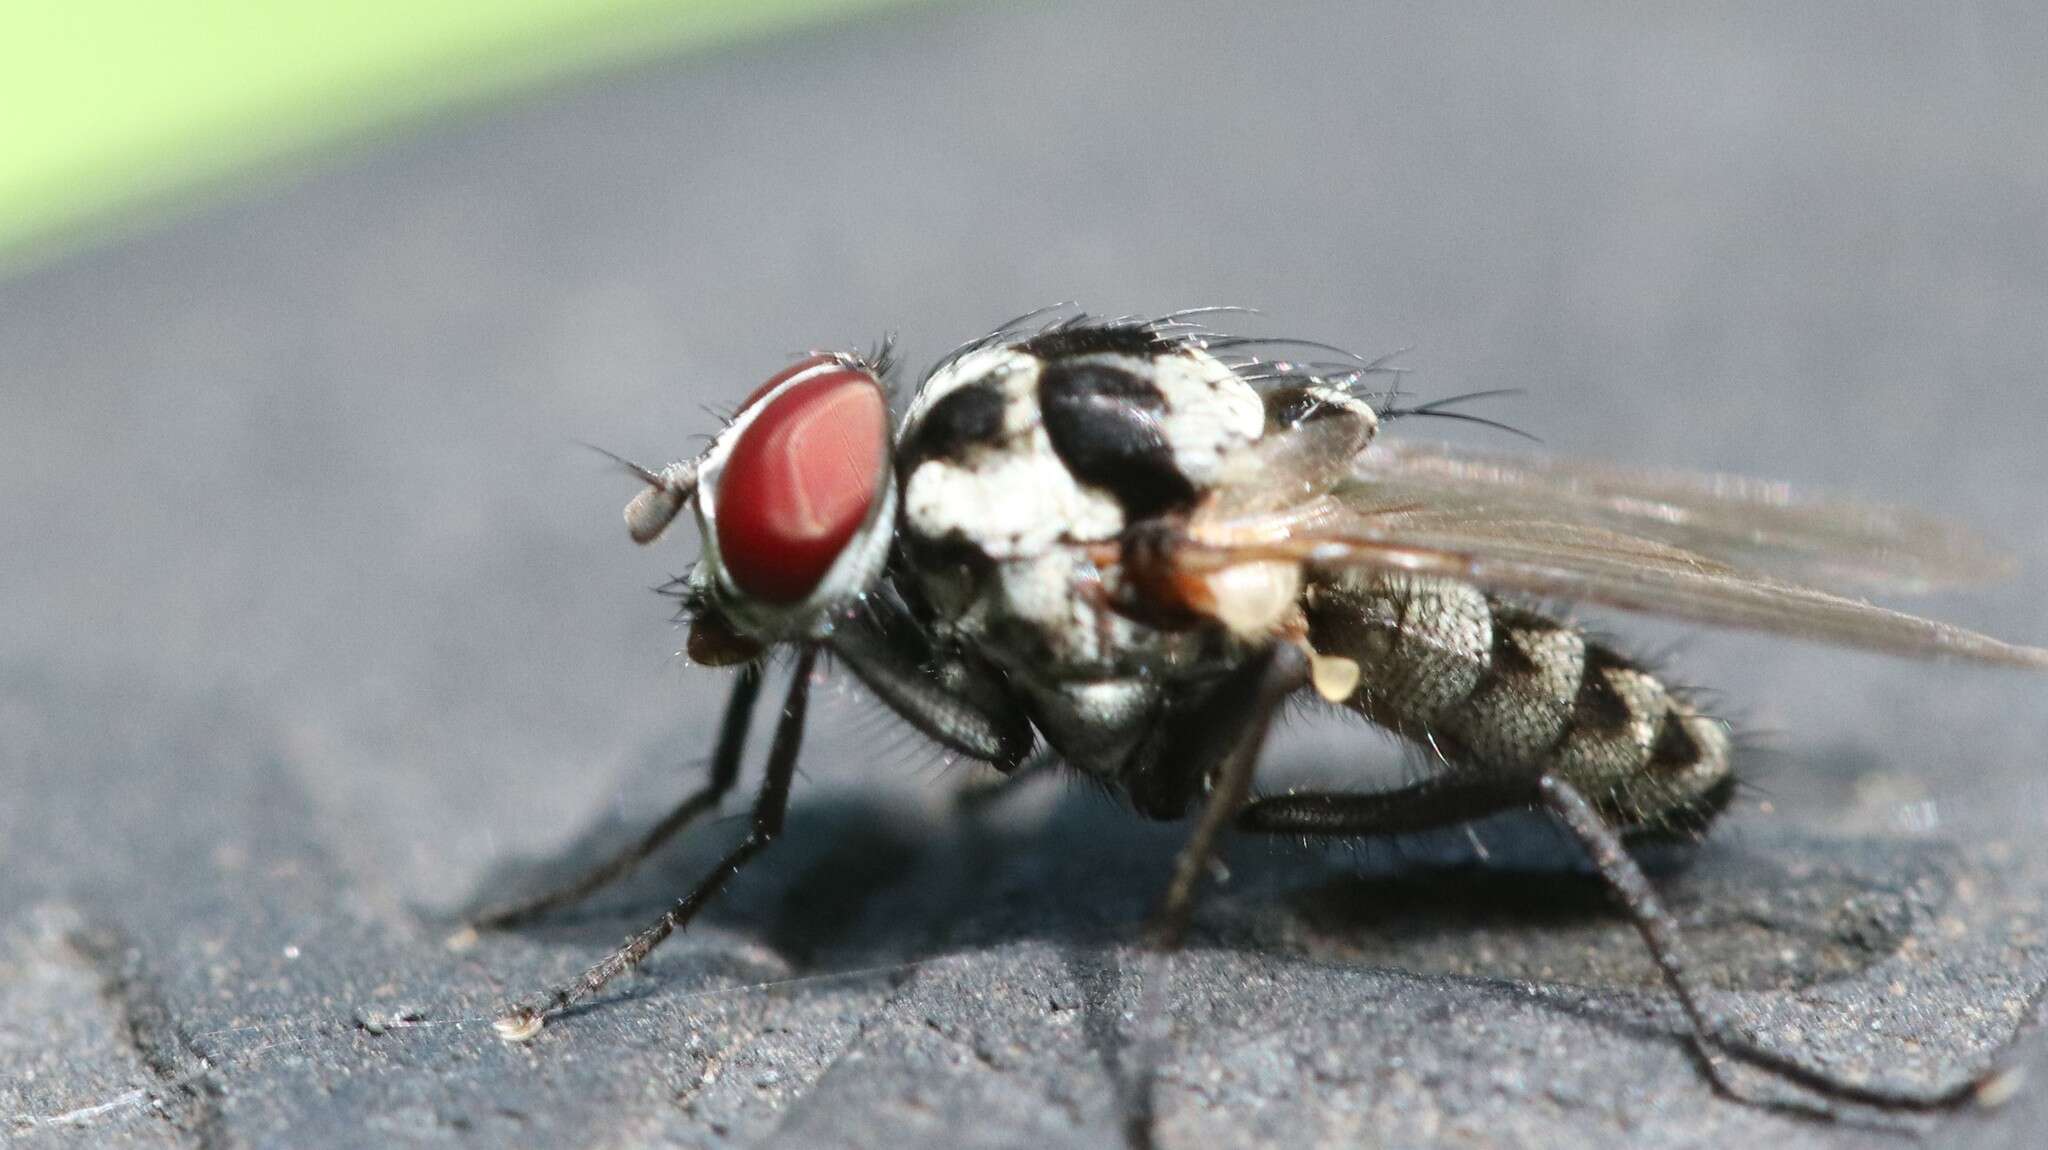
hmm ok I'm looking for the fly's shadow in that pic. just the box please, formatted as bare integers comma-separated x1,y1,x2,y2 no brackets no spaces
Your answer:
1210,826,1939,995
453,758,1945,1004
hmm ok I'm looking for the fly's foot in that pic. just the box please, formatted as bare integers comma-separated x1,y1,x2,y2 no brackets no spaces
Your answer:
493,1006,547,1043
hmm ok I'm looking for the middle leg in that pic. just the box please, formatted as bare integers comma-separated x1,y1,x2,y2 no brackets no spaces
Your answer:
1144,641,1313,948
1118,642,1309,1149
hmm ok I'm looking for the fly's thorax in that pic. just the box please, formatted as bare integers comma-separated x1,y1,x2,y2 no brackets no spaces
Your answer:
895,329,1266,678
897,335,1265,557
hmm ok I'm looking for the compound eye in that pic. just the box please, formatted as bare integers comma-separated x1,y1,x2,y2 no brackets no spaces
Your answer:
715,362,889,604
736,353,839,415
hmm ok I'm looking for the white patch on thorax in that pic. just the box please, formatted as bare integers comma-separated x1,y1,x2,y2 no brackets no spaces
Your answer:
903,344,1265,560
902,346,1035,428
1141,346,1266,486
902,347,1126,560
904,436,1125,560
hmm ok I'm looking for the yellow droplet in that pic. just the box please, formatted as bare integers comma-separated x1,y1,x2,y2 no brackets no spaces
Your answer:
1310,653,1361,702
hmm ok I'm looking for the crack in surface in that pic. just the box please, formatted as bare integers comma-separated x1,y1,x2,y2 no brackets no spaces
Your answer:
758,957,934,1140
65,923,227,1148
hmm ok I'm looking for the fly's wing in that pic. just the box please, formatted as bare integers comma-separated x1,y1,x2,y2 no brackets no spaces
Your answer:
1352,440,2014,594
1180,441,2048,670
1205,405,1374,520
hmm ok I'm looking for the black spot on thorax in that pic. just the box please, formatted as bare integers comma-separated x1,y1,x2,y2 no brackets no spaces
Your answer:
898,381,1008,471
1036,359,1198,519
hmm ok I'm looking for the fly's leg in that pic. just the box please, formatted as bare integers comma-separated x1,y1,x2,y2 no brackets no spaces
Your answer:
472,663,765,929
477,587,1030,929
952,747,1059,814
827,616,1046,814
826,594,1036,769
1120,642,1309,1149
1534,773,1758,1100
1239,776,1529,836
1266,574,1995,1114
1236,773,1992,1116
1148,642,1312,947
1536,773,1989,1116
496,647,816,1038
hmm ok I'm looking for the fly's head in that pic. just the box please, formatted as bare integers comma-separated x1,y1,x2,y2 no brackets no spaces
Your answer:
622,352,898,664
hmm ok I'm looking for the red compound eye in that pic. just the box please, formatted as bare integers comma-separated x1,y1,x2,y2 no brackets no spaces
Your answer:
736,353,839,414
715,363,889,604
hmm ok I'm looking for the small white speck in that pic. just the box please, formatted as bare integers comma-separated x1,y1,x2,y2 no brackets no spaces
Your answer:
282,945,300,960
495,1012,545,1043
1976,1066,2026,1108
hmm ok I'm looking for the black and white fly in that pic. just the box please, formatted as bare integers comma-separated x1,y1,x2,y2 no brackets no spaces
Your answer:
479,308,2048,1116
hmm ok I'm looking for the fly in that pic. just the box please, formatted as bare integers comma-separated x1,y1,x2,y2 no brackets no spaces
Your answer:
474,308,2048,1119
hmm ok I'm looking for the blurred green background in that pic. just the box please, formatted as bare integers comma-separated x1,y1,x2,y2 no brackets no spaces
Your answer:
0,0,922,272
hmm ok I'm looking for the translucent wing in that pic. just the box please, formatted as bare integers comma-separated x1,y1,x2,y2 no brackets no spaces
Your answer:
1181,439,2048,670
1206,401,1373,519
1352,440,2016,594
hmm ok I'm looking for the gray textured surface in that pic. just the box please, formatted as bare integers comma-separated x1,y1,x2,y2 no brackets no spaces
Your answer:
5,2,2048,1146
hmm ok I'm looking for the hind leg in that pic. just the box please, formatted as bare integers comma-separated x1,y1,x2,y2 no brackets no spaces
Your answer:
1237,773,1985,1117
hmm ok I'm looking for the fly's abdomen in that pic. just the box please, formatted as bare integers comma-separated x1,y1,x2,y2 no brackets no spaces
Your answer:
1303,571,1734,833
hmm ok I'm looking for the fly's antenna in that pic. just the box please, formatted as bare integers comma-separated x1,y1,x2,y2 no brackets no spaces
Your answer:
582,442,700,544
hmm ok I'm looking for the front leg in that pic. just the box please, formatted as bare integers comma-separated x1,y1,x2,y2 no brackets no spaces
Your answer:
471,662,765,928
825,596,1036,770
497,647,818,1038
